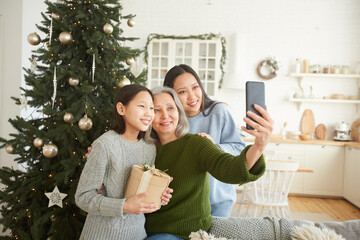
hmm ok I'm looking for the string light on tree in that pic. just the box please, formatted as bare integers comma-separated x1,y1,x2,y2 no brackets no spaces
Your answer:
42,143,58,158
27,32,41,45
59,31,72,45
103,23,113,34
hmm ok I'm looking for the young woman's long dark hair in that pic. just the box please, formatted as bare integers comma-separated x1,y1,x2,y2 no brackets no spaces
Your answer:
112,84,154,139
163,64,221,117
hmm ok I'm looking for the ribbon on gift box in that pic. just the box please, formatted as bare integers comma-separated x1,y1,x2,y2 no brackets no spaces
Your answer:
135,165,170,195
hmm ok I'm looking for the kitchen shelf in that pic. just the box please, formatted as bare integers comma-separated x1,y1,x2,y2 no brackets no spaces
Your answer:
289,97,360,111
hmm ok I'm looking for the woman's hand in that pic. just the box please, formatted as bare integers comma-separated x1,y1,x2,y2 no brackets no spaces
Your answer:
161,178,173,205
123,193,159,214
241,104,274,169
85,145,92,158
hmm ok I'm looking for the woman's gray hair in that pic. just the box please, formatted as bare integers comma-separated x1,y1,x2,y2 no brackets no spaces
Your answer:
144,86,190,144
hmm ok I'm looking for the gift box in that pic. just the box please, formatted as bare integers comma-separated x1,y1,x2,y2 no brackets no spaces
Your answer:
124,164,171,208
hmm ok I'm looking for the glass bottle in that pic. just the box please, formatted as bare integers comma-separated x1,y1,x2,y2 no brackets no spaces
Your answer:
295,58,301,73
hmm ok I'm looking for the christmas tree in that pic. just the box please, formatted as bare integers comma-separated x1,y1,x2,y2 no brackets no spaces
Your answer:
0,0,146,239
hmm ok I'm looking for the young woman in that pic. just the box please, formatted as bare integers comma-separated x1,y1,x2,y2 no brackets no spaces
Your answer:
75,84,172,240
145,86,273,240
163,64,246,217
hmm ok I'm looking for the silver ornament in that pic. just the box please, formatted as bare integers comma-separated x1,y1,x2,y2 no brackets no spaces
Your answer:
127,18,136,27
33,137,44,148
27,32,41,46
63,112,73,122
78,115,93,131
68,77,79,86
59,32,72,45
42,143,58,158
126,58,135,66
5,144,14,154
103,23,113,34
118,77,131,88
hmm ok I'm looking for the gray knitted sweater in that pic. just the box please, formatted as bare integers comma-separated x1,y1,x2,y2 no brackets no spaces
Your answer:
75,130,156,240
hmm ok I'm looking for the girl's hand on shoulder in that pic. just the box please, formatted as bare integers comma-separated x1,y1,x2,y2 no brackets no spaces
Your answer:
123,193,159,215
197,133,215,145
241,104,273,149
161,177,173,205
85,144,92,158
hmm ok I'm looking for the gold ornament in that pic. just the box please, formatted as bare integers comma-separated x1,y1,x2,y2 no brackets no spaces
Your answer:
5,144,14,154
33,137,44,148
27,32,41,46
118,77,131,88
63,112,73,123
68,77,79,86
78,115,93,131
42,143,58,158
127,18,136,27
59,32,72,45
52,13,61,20
103,23,113,34
126,58,135,66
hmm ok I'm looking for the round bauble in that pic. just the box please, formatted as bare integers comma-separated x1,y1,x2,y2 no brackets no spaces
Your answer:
33,137,44,148
52,13,61,20
127,18,136,27
27,32,41,46
42,143,58,158
59,32,72,45
68,77,79,86
126,58,135,66
63,112,73,123
5,144,14,154
78,115,93,131
103,23,113,34
118,77,131,88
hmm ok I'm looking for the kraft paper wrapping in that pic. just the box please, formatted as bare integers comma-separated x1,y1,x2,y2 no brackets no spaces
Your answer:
124,165,171,208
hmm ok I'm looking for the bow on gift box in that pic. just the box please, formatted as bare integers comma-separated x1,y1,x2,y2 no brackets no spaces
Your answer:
136,164,170,195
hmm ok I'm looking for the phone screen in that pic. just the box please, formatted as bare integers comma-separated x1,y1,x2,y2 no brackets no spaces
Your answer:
246,81,265,130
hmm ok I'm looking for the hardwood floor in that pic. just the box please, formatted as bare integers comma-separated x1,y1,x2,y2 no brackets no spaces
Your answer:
288,196,360,222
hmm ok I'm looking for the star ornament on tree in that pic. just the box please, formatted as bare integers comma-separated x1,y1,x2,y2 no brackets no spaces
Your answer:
45,186,67,208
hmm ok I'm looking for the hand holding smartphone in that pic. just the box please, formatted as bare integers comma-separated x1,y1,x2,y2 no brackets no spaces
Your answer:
246,81,265,130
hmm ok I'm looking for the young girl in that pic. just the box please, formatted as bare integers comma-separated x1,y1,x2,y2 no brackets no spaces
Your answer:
75,84,171,240
163,64,245,217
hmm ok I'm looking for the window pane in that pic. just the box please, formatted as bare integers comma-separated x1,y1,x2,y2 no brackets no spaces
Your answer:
161,57,168,67
176,43,183,56
160,69,167,79
198,70,206,80
208,59,215,69
199,43,207,57
152,80,159,87
161,42,169,55
185,43,192,56
208,70,215,80
151,69,159,79
208,43,216,57
185,58,192,66
152,57,159,67
152,42,159,55
199,58,206,68
207,82,214,96
175,58,183,65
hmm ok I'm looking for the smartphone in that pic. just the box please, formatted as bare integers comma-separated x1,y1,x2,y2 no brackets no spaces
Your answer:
246,81,265,130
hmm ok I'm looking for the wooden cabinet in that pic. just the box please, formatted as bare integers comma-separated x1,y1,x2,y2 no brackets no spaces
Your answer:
343,147,360,208
264,142,344,196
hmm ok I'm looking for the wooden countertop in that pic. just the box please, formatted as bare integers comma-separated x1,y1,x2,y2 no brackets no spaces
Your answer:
244,136,360,149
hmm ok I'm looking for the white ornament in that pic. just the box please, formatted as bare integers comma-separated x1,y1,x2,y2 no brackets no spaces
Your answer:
20,95,28,111
130,58,144,78
92,54,95,82
45,186,67,208
30,58,37,73
51,67,57,109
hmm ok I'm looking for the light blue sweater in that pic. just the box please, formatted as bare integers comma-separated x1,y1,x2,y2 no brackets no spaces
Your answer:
187,103,246,210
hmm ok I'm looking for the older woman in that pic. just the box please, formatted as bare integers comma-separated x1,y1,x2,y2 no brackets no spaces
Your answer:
145,86,273,240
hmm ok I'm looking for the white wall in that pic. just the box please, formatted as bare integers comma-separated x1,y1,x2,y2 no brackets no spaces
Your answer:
7,0,360,143
0,0,23,169
121,0,360,136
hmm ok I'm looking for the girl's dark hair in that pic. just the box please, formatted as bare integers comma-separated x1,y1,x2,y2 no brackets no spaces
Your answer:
163,64,221,117
112,84,154,139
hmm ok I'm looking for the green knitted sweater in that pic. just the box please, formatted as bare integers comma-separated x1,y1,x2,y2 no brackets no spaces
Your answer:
145,134,265,239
